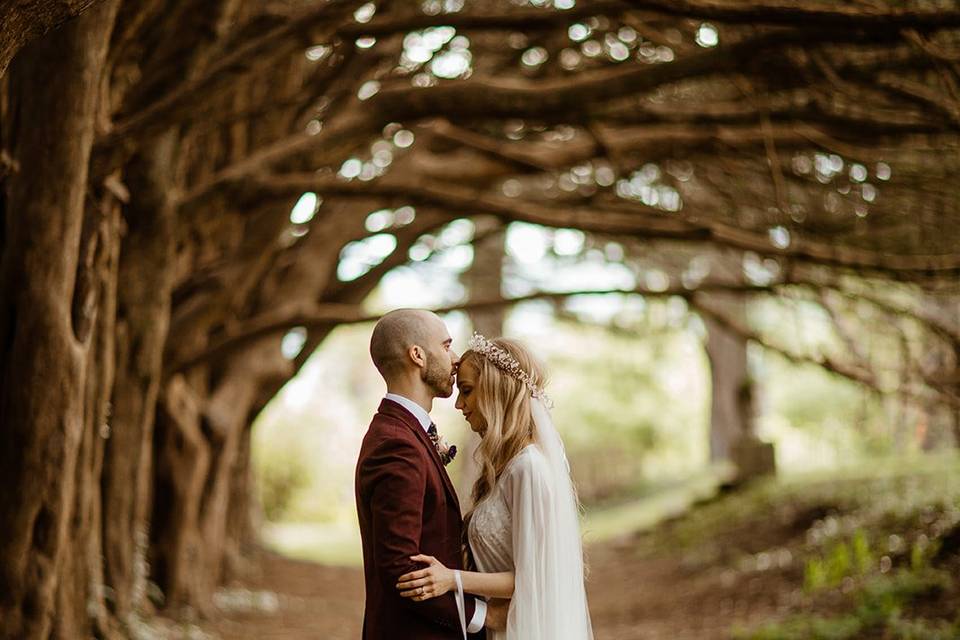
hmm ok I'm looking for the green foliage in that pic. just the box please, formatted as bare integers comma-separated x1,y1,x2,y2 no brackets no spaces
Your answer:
720,455,960,640
255,432,311,522
826,540,853,584
543,319,710,500
548,320,704,452
804,529,874,592
251,323,392,527
886,617,960,640
761,351,892,462
736,615,863,640
739,568,956,640
252,415,316,522
646,453,960,558
910,538,941,571
804,558,828,592
851,529,873,574
856,569,950,627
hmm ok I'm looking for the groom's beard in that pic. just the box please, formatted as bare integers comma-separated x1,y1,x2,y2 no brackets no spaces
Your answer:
422,355,454,398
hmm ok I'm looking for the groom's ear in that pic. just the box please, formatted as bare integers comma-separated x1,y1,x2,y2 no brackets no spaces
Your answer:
408,344,426,368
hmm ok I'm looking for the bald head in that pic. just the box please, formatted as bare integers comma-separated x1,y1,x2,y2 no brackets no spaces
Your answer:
370,309,444,380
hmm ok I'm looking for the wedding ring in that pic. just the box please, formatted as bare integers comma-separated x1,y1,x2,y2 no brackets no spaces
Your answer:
419,587,424,595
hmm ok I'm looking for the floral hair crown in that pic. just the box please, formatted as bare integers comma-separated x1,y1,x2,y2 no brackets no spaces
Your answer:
466,332,553,408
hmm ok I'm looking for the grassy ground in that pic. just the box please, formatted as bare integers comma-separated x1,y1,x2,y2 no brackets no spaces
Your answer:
643,452,960,640
185,452,959,640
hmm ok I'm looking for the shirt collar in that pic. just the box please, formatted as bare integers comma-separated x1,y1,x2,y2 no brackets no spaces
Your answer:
384,393,432,433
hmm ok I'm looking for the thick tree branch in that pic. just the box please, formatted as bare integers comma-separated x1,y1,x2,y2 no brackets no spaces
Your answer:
0,0,102,76
170,282,779,372
99,0,364,145
178,26,920,203
337,1,628,38
371,29,907,122
692,294,879,387
693,292,960,409
246,173,960,277
426,120,599,172
623,0,960,28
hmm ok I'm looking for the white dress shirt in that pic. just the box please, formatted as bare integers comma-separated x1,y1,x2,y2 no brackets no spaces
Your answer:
383,393,487,633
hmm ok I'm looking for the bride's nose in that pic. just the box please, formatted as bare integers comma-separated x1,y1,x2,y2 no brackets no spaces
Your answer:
454,392,464,411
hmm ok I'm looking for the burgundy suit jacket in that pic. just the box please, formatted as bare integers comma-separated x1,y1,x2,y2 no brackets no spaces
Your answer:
355,399,483,640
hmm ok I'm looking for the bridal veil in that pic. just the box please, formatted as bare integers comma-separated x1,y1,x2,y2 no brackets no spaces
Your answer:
503,398,594,639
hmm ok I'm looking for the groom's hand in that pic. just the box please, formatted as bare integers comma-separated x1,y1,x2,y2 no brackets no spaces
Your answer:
485,599,509,631
396,554,455,601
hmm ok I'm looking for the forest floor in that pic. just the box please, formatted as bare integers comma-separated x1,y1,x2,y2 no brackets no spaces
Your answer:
172,455,959,640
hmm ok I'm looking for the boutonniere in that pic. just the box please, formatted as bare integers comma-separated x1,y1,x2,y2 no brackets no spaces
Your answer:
428,427,457,466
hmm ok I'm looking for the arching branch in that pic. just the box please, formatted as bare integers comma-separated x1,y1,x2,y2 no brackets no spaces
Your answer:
245,172,960,277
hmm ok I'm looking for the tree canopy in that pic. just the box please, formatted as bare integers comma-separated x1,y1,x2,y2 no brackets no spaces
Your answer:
1,0,959,637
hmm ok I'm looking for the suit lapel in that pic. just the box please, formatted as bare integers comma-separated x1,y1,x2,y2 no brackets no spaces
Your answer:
378,399,461,512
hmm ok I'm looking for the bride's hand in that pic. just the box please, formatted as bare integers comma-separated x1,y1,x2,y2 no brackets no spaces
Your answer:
396,554,455,601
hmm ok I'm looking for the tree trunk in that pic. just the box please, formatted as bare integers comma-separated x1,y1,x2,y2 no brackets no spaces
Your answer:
929,293,960,446
460,217,506,506
55,194,123,639
202,343,291,595
0,1,118,635
701,289,775,480
151,373,212,615
152,340,293,614
223,425,260,582
702,295,753,462
102,133,178,625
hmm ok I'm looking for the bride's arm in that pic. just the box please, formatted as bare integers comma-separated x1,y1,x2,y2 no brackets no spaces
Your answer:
396,554,514,600
458,567,514,599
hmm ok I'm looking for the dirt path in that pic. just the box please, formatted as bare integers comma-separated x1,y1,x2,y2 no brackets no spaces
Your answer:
199,533,792,640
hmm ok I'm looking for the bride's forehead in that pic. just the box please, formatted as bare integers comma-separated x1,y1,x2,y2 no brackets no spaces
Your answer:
456,358,480,380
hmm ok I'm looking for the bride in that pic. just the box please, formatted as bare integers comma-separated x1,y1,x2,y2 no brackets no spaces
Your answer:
395,334,594,639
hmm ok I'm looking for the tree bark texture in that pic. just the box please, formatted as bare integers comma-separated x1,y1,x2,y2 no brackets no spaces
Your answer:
701,293,756,462
0,0,103,77
0,1,119,636
102,132,178,625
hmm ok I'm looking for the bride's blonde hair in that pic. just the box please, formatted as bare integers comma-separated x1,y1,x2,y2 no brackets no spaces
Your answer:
461,338,546,532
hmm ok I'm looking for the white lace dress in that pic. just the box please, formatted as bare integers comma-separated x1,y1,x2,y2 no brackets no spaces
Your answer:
467,445,593,640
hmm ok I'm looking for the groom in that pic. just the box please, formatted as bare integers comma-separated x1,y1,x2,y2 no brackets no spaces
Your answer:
356,309,496,639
